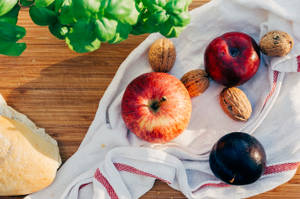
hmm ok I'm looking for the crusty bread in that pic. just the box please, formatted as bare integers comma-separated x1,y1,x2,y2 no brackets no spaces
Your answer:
0,95,61,196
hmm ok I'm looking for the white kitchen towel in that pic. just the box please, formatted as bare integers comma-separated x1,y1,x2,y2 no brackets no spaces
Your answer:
26,0,300,198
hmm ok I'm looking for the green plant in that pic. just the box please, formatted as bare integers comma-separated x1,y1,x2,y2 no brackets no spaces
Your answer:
0,0,192,56
0,1,26,56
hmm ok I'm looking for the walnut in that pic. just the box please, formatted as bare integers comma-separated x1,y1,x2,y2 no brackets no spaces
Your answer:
259,30,293,57
181,69,209,97
220,87,252,122
148,38,176,72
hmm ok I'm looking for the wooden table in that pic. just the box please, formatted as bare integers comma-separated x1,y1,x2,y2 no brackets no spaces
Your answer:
0,1,299,198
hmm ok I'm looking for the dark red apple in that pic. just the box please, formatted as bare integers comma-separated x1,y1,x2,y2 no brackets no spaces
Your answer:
121,72,192,143
204,32,260,87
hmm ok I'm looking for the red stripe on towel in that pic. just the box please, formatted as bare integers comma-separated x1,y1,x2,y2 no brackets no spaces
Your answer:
94,168,119,199
198,182,229,190
92,161,299,198
79,182,91,190
264,162,300,175
114,163,171,184
297,55,300,72
192,162,299,193
262,70,279,109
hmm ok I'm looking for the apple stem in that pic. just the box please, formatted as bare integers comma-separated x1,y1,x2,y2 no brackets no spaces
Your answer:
229,175,236,184
157,96,167,107
150,96,167,113
160,96,167,103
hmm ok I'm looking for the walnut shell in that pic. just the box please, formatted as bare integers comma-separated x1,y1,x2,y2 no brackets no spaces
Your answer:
181,69,209,97
148,38,176,72
220,87,252,122
259,30,293,57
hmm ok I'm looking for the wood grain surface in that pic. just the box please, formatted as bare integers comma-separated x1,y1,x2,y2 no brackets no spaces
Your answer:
0,0,299,198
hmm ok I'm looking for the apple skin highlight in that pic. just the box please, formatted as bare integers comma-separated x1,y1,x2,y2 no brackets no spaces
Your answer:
121,72,192,143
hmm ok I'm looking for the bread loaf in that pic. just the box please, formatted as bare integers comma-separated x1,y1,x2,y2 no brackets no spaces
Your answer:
0,95,61,196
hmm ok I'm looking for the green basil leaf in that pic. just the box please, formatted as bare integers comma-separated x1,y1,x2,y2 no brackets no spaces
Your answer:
131,22,156,35
104,0,139,25
58,0,76,25
19,0,35,7
0,22,26,42
148,10,169,25
108,22,131,44
165,0,191,13
65,20,101,53
35,0,55,8
54,0,64,12
159,22,183,38
47,1,56,10
0,0,18,16
0,4,20,25
71,0,100,20
94,18,117,42
169,11,190,27
0,40,26,56
131,10,158,35
49,22,69,40
141,0,166,12
29,6,57,26
136,0,144,12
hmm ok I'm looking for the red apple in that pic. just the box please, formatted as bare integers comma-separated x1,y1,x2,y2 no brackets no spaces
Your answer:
121,72,192,143
204,32,260,87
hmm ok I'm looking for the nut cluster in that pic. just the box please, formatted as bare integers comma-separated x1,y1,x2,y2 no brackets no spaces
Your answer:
148,38,176,72
146,30,295,122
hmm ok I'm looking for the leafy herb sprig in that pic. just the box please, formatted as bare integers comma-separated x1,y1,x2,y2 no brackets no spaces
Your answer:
0,0,192,56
